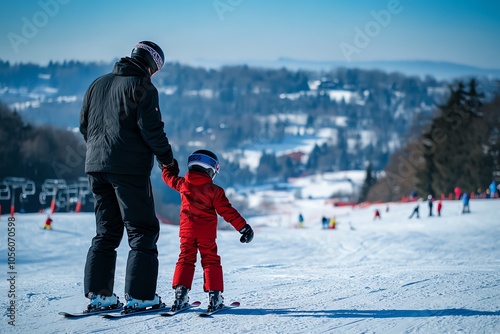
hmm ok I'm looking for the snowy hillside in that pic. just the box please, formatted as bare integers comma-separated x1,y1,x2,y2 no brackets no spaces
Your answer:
2,195,500,333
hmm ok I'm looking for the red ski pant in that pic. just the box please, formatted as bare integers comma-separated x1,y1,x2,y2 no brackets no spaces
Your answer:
172,237,224,292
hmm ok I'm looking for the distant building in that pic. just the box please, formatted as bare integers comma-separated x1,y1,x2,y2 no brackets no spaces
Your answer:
284,151,306,163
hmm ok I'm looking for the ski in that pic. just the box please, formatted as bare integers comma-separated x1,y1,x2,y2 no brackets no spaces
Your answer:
59,303,124,318
199,301,240,317
102,303,169,319
158,301,201,316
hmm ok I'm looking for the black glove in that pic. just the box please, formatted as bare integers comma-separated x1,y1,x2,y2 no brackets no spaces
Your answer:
166,159,180,176
239,224,254,243
158,158,179,176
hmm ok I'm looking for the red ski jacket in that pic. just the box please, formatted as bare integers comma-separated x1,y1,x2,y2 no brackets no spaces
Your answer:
162,170,247,239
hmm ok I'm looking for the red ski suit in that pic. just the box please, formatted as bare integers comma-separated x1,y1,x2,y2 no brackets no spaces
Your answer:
162,169,247,292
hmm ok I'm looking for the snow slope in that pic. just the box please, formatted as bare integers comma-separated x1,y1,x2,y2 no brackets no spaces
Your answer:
1,197,500,333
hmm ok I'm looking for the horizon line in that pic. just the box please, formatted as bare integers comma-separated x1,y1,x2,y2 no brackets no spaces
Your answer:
1,57,499,71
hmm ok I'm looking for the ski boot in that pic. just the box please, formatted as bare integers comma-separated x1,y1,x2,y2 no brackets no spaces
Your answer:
207,290,224,312
123,293,162,312
170,285,189,312
86,292,121,312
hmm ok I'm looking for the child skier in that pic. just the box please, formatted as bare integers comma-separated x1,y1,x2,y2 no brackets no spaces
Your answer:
321,216,329,229
298,213,304,228
43,215,53,230
329,216,336,229
161,149,254,313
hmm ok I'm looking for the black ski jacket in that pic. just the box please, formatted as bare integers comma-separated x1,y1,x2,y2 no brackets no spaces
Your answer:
80,57,173,175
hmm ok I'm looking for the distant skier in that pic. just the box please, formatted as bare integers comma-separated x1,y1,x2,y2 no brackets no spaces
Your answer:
43,215,53,230
489,180,497,198
427,195,434,216
409,203,420,219
321,216,329,229
298,213,304,228
329,216,336,229
454,187,461,200
161,149,254,313
373,209,381,220
462,192,471,214
410,190,418,199
437,200,443,217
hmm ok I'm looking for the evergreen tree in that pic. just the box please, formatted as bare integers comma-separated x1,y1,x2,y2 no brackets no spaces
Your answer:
256,151,278,181
0,104,25,177
416,80,487,197
306,144,321,170
0,103,85,181
367,80,499,203
358,162,376,203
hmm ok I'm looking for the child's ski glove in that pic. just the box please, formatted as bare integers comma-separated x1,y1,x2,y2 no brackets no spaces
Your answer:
239,224,254,243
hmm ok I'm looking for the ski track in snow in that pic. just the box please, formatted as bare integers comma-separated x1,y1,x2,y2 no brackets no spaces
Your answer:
1,199,499,333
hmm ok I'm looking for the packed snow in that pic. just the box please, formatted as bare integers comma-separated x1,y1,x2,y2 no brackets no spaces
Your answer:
1,186,500,333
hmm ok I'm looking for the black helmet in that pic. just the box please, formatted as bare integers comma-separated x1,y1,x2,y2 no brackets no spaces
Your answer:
131,41,164,74
188,150,220,179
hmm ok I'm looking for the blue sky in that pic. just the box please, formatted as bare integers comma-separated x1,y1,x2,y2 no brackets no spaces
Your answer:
1,0,499,68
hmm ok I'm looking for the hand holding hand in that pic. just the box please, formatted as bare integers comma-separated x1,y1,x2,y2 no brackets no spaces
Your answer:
164,159,180,176
158,158,179,176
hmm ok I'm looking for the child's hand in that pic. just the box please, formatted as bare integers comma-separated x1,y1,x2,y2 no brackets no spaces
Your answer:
239,224,254,243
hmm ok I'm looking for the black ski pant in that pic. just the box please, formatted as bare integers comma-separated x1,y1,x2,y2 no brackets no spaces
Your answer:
84,172,159,300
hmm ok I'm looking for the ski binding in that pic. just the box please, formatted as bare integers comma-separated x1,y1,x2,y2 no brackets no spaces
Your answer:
199,301,240,317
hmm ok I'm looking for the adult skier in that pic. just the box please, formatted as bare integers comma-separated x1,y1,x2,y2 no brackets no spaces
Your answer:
79,41,176,312
462,192,471,213
427,195,434,217
489,180,497,198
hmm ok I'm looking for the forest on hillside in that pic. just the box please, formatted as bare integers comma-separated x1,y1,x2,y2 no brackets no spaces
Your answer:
366,80,500,202
0,60,447,176
1,60,499,215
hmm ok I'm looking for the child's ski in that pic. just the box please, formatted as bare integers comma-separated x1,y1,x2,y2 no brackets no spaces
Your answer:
159,301,201,316
199,301,240,317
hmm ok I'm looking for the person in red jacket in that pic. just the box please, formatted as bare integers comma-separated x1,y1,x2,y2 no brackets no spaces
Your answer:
43,215,53,230
161,149,254,313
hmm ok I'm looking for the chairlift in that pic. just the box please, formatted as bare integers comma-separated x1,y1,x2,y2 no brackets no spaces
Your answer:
60,183,80,210
4,177,27,188
0,182,11,200
41,179,67,195
22,180,36,196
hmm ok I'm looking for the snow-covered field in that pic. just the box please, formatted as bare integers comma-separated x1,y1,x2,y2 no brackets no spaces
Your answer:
1,196,500,333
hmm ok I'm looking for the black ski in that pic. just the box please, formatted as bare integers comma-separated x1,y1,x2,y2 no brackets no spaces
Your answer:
59,303,124,318
102,303,169,319
159,301,201,316
199,301,240,317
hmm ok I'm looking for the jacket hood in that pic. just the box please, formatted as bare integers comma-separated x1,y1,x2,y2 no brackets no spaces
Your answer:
112,57,150,77
184,171,213,185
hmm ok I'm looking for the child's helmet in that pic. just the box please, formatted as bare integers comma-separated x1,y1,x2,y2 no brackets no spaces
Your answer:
188,149,220,179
